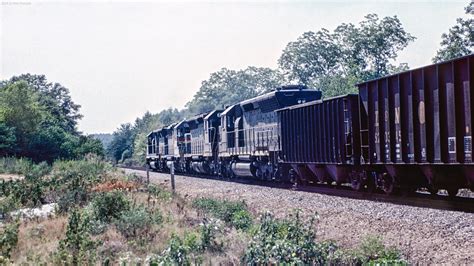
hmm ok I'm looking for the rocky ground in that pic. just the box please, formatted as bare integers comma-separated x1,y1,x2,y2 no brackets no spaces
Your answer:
125,169,474,264
0,173,23,181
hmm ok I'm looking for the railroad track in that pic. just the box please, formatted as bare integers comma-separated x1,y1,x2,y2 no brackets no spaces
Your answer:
121,166,474,213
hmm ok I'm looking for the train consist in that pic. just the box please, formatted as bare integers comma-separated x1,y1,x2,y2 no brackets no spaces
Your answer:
146,54,474,196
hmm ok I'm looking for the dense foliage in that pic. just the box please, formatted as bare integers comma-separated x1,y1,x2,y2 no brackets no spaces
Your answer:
433,2,473,63
185,67,286,114
106,109,185,164
0,75,104,162
279,14,414,96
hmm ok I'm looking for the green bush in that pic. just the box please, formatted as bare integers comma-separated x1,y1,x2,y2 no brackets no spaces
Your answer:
51,156,109,190
231,209,253,230
0,195,20,219
150,233,204,265
91,191,130,223
1,157,108,211
350,235,407,265
242,211,334,264
114,205,162,239
25,161,51,179
0,158,51,209
56,187,89,214
192,198,252,229
54,209,96,265
1,176,45,208
0,220,20,258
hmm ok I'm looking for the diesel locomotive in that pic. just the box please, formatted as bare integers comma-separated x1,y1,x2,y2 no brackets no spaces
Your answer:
146,54,474,196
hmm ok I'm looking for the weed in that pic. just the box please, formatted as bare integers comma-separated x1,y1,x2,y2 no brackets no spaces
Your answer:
56,187,89,213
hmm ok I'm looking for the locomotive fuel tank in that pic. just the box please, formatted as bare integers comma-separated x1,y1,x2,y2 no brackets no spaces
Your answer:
149,161,158,170
230,162,257,177
191,161,210,174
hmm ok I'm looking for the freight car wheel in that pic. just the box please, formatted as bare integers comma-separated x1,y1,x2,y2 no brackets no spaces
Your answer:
381,173,397,195
350,172,365,191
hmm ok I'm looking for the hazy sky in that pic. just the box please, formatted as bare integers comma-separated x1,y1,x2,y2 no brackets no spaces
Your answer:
1,0,469,133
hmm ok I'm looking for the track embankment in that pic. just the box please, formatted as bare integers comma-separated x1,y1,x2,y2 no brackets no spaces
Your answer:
124,168,474,264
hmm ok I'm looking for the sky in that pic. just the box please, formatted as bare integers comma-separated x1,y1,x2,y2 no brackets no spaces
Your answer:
0,0,469,134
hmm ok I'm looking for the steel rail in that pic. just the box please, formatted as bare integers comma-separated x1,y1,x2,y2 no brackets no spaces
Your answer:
121,166,474,213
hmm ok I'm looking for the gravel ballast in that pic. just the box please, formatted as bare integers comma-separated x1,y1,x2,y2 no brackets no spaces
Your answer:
125,169,474,264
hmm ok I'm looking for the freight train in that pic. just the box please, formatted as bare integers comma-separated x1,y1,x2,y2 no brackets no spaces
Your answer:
146,54,474,197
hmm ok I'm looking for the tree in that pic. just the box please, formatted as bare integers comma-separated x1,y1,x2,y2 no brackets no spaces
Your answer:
186,67,286,114
278,29,341,85
432,2,473,63
0,76,94,162
75,136,105,158
0,122,16,156
0,81,45,156
3,74,82,133
107,123,136,163
278,14,415,96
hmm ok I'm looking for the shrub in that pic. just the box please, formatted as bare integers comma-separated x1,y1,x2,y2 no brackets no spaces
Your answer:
152,234,191,265
1,157,107,211
91,191,130,223
114,205,162,239
242,211,334,264
54,209,96,265
25,161,51,179
0,195,20,220
1,176,45,208
51,157,108,190
192,198,252,229
56,187,89,214
350,235,407,265
0,220,20,258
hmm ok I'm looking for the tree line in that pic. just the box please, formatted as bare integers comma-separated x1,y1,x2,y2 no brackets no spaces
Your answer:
0,74,104,162
107,4,473,165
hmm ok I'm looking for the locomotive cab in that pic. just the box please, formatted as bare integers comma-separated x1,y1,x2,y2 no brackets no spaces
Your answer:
146,131,159,170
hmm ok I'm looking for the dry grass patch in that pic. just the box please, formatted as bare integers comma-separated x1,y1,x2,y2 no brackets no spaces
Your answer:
10,216,67,264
